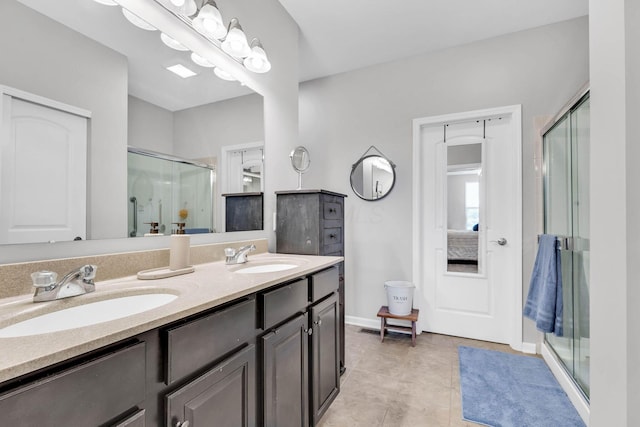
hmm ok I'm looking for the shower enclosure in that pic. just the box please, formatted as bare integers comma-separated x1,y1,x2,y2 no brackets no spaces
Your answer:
128,148,215,237
542,90,590,400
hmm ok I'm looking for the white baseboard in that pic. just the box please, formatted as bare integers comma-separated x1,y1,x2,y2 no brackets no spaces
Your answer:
520,341,537,354
541,342,590,426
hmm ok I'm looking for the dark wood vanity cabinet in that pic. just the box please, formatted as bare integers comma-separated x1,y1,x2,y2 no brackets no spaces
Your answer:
259,267,340,427
0,266,341,427
276,190,347,374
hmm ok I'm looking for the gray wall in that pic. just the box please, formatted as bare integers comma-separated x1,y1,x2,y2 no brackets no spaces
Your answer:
298,17,589,345
0,0,128,241
128,96,173,154
589,0,640,424
173,93,264,160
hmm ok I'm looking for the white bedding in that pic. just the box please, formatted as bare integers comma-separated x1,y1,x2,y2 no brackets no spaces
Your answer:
447,230,478,261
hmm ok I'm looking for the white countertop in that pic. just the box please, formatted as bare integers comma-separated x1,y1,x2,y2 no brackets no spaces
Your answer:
0,253,342,384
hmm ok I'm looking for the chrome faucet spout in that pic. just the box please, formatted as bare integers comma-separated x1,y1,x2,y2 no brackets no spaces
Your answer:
32,265,97,302
225,244,256,265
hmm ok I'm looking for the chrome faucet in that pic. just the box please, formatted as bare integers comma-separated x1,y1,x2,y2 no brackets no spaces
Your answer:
31,265,97,302
225,244,256,265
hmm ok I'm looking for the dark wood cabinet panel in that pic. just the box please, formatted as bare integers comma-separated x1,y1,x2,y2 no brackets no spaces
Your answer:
262,313,309,427
165,297,256,385
310,293,340,425
260,279,308,330
166,345,256,427
0,342,145,427
309,266,339,303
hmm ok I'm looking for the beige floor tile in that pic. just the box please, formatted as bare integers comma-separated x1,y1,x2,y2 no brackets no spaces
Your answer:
321,325,522,427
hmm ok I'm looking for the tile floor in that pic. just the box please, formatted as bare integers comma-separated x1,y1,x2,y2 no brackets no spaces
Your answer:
317,324,525,427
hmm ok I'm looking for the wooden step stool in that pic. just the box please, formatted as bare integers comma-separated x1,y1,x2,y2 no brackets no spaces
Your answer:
377,306,420,347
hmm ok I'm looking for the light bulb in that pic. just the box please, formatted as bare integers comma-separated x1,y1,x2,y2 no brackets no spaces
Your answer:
170,0,185,6
122,8,157,31
192,1,227,39
191,52,215,68
161,33,189,51
214,67,236,82
93,0,118,6
221,18,251,58
243,38,271,73
181,0,197,16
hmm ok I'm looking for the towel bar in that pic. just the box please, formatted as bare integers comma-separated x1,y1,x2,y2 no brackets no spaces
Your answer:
536,235,573,251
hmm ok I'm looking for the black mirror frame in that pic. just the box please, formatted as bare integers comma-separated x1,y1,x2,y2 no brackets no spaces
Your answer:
350,154,396,201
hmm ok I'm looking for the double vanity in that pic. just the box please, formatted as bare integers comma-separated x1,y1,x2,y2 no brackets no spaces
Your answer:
0,251,343,426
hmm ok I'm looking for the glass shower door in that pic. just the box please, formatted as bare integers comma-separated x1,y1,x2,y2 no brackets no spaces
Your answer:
543,93,590,399
571,96,590,396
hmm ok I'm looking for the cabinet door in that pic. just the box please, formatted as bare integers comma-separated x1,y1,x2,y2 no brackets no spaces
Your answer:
166,345,256,427
309,293,340,425
262,313,309,427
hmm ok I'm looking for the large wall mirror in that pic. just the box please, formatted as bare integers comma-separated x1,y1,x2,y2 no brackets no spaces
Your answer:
0,0,264,245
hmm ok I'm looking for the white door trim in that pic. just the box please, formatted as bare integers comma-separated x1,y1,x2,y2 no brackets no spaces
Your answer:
412,105,523,350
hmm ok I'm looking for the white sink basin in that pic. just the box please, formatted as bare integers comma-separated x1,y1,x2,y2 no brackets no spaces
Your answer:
234,264,298,274
0,293,177,338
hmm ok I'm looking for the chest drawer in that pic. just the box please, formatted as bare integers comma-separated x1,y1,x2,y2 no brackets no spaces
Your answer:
323,202,342,220
323,227,342,246
0,342,145,427
260,279,308,330
165,297,256,385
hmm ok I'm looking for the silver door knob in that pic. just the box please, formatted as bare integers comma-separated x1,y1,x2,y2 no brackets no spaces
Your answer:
491,238,507,246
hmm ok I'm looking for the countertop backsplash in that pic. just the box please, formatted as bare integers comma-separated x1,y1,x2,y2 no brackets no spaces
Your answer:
0,239,268,299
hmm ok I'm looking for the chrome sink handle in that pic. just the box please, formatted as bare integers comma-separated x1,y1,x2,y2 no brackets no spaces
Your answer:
225,244,256,265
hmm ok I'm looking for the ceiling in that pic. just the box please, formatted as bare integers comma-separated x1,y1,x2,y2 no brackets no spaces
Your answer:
278,0,589,82
17,0,254,111
16,0,588,110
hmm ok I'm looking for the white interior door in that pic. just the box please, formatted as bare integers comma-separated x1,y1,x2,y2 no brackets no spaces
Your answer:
413,106,522,347
0,95,87,244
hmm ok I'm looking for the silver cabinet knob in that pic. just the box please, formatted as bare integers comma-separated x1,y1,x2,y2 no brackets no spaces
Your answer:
176,421,190,427
491,237,507,246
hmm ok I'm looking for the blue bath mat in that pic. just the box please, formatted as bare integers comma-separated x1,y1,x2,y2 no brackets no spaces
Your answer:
458,346,585,427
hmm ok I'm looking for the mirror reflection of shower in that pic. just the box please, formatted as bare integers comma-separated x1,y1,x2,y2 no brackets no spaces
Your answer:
127,148,215,237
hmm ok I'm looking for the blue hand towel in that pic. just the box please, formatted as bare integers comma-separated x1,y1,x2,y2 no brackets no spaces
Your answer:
523,234,563,336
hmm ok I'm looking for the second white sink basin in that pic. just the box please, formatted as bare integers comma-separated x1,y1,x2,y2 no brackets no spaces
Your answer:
234,264,298,274
0,293,178,338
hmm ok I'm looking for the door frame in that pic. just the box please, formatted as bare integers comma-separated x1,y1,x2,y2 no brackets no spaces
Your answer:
412,105,523,350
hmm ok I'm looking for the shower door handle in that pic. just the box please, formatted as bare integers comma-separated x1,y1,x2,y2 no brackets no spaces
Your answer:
491,237,507,246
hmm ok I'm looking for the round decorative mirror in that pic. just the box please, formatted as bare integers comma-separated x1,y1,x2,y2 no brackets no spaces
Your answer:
350,154,396,201
290,146,310,189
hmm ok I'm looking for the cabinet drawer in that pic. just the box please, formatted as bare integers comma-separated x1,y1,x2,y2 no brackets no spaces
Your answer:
165,297,256,385
0,342,145,427
323,202,342,220
309,267,339,303
260,279,308,330
323,227,342,245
